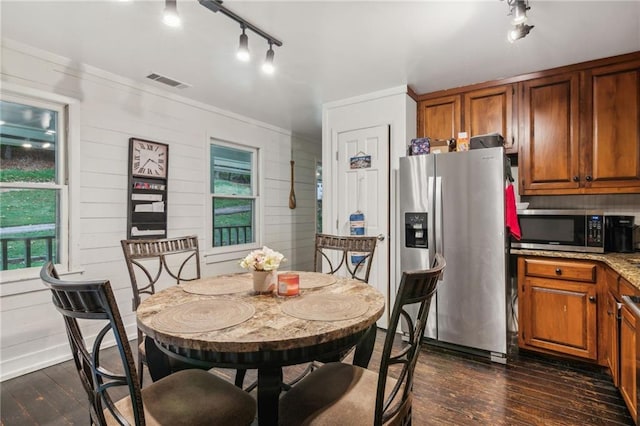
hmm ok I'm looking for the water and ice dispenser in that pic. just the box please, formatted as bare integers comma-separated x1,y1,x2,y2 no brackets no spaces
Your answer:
405,212,428,248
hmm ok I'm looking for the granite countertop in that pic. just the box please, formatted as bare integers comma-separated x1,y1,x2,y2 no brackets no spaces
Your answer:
136,275,385,353
511,249,640,291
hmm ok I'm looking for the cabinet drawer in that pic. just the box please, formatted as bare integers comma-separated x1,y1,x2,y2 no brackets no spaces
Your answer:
524,258,597,283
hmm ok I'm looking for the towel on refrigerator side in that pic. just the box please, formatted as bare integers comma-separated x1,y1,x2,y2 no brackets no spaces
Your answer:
505,183,521,240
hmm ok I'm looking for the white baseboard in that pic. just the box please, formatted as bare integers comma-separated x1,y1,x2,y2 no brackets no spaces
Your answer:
1,322,138,382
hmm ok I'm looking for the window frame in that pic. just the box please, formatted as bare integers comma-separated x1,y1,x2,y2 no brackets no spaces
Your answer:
206,138,262,261
0,84,80,284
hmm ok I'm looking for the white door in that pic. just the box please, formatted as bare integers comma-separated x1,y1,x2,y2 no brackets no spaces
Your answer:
336,125,390,327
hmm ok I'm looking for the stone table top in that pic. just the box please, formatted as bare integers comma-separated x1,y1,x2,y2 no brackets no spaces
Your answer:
511,250,640,291
136,273,385,354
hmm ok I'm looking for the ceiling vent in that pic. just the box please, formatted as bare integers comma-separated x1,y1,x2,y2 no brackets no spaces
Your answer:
146,73,191,89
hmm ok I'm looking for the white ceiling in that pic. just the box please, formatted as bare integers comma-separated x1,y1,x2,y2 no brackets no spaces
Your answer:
1,1,639,140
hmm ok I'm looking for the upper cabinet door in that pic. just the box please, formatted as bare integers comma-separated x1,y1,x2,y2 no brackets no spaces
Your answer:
520,73,581,194
464,85,516,153
582,60,640,192
417,95,461,140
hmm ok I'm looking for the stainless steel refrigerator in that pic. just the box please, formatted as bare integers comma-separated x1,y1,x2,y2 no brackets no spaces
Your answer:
398,147,508,363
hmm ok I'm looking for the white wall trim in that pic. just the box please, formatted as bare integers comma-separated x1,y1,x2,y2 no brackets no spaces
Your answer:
0,323,137,382
1,38,292,138
323,85,409,111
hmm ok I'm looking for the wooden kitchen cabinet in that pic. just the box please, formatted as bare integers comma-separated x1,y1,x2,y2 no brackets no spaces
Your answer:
464,84,516,153
417,95,461,141
518,257,598,361
620,303,637,422
605,266,622,386
519,72,581,194
519,57,640,195
604,268,639,424
415,51,640,195
581,59,640,193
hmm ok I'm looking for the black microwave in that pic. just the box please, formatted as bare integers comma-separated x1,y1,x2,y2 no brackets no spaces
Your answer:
511,209,605,253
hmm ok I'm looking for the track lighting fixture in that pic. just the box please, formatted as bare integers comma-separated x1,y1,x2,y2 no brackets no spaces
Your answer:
199,0,283,73
237,25,250,62
507,23,534,43
505,0,534,42
162,0,181,28
262,42,275,74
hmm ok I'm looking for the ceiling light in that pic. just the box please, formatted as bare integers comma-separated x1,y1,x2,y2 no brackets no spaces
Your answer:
0,120,5,125
22,143,32,148
42,143,51,149
508,23,534,43
199,0,282,70
506,0,534,42
237,26,250,62
162,0,181,28
262,43,275,74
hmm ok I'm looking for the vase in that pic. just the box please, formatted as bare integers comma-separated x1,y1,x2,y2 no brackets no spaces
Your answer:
252,270,277,294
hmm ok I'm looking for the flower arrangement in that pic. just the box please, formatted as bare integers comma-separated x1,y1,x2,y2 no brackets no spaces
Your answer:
240,246,286,272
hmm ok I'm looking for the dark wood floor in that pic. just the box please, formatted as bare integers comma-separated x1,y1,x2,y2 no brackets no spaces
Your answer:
1,330,634,425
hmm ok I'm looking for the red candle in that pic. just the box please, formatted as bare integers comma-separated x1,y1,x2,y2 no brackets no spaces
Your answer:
278,273,300,297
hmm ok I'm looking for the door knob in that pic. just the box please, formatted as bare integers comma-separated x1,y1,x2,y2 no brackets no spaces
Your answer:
377,234,385,241
589,296,597,303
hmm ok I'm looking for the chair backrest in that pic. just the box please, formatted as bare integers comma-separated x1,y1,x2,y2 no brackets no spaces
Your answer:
121,235,200,310
313,233,378,283
375,253,446,425
40,262,145,426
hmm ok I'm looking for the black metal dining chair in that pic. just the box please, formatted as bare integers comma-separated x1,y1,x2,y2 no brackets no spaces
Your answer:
314,233,378,283
281,233,380,389
121,235,200,385
279,253,446,426
40,262,256,426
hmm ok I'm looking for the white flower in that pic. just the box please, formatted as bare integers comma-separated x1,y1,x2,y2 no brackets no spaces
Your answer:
240,246,286,271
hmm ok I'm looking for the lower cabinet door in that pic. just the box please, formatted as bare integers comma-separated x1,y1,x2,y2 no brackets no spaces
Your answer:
521,276,598,360
620,305,637,422
606,291,621,386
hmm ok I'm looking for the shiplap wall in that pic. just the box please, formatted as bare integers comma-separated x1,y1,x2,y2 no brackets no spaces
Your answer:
0,40,320,381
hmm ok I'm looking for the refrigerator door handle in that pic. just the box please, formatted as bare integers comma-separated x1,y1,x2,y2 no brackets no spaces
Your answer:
435,176,443,252
427,175,435,263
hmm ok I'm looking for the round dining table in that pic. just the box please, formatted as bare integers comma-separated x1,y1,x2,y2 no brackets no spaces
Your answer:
136,271,385,426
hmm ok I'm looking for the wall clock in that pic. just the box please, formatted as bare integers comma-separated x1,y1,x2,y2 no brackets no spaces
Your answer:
129,138,169,179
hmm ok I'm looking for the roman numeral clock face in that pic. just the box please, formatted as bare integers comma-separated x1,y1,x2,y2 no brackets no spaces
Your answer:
131,140,168,178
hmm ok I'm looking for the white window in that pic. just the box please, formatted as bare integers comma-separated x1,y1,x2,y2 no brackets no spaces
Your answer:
210,141,259,249
0,95,67,273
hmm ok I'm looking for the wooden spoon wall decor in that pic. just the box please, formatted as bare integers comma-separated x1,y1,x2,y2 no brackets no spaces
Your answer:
289,160,297,209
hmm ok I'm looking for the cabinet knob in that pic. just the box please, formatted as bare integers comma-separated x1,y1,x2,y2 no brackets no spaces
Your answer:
555,268,562,275
589,296,597,303
572,176,579,182
585,175,593,182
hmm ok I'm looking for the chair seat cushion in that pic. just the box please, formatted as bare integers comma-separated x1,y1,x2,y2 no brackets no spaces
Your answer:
108,369,255,426
279,362,398,426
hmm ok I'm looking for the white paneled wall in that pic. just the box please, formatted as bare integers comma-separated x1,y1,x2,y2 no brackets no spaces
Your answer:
0,40,320,381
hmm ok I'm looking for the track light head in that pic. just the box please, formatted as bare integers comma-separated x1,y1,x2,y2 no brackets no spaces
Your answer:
237,27,250,62
162,0,181,27
198,0,283,70
262,43,275,74
507,23,534,43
